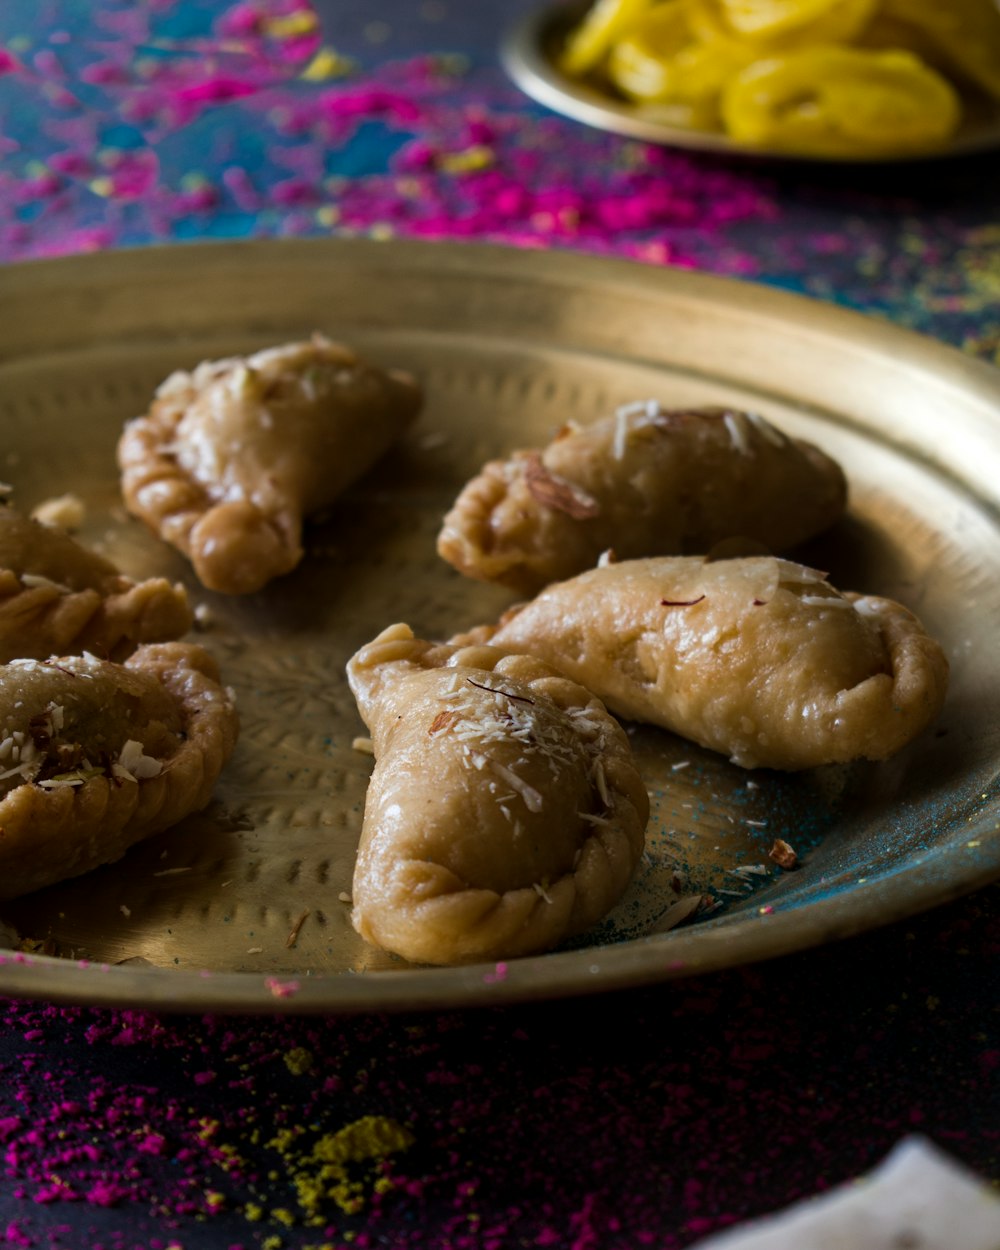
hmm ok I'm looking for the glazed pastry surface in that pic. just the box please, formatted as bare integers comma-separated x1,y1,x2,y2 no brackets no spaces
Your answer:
347,624,649,965
437,404,847,595
0,507,192,663
0,642,239,899
118,336,422,594
462,556,949,770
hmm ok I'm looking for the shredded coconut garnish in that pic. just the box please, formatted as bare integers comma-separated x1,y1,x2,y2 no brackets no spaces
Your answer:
592,757,610,807
20,573,72,593
612,398,666,459
852,598,882,617
487,759,544,813
445,685,585,770
615,399,650,418
1,762,35,783
441,679,612,818
578,811,613,826
116,739,162,781
613,408,630,459
723,410,751,455
800,594,850,608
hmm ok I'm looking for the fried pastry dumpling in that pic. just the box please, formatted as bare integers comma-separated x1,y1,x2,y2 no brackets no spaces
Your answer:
0,642,239,900
437,403,847,595
461,556,949,771
0,506,192,663
346,623,649,965
118,335,422,595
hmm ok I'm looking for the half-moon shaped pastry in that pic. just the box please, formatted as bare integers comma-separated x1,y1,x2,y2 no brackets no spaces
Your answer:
437,403,847,595
461,556,949,771
346,624,649,965
0,506,192,664
118,335,423,595
0,642,239,900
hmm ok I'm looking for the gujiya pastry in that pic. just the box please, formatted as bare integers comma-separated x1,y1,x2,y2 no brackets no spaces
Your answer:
0,506,191,663
346,624,649,966
0,643,238,901
118,335,422,595
459,555,950,772
438,402,847,596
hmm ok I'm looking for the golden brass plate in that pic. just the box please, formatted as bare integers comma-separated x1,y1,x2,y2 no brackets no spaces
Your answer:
0,238,999,1013
502,4,1000,162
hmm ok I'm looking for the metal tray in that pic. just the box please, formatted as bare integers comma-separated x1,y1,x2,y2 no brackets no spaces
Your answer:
1,237,998,1013
502,2,1000,162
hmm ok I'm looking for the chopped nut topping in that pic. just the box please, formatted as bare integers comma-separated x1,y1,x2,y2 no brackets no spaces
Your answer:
428,709,460,735
285,909,311,949
522,453,600,520
768,838,799,870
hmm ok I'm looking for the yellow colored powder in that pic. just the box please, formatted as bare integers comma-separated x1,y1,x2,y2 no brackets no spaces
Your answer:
284,1047,314,1075
438,145,494,173
300,47,354,80
267,1114,415,1219
263,11,318,37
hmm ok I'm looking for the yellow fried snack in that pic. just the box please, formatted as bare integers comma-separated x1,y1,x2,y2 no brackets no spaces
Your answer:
688,0,877,48
563,0,984,157
559,0,657,76
607,1,752,119
880,0,1000,101
346,624,649,965
0,506,192,663
0,642,239,900
721,44,961,155
437,404,846,597
118,336,422,595
459,556,949,771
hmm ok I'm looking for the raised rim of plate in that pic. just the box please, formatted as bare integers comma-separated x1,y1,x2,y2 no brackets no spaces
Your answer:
2,237,1000,1015
500,2,1000,163
2,835,999,1014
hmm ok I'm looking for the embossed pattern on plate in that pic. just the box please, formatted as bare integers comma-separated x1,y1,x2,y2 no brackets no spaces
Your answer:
0,238,999,1013
501,3,1000,162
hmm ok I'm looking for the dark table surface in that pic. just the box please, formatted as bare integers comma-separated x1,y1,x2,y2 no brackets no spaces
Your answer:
1,2,999,1248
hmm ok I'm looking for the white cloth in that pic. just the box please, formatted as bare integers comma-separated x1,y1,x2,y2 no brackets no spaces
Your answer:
691,1137,1000,1250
